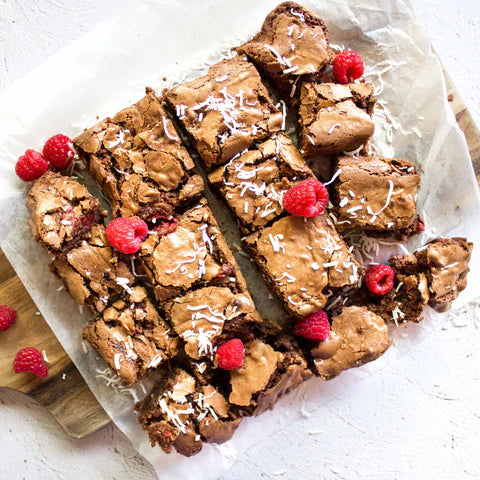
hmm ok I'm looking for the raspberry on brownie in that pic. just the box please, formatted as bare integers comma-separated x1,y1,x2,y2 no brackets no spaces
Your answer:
74,88,204,221
165,57,282,168
298,82,376,157
331,155,421,233
208,133,313,234
236,2,331,100
82,285,179,385
138,200,247,303
311,306,391,380
135,367,242,457
27,171,106,255
50,224,134,313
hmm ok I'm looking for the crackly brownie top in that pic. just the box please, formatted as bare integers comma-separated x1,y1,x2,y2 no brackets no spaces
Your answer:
332,155,420,232
83,285,178,385
139,202,246,302
312,306,391,380
51,224,134,313
244,213,362,317
165,286,258,360
208,133,313,232
236,2,330,79
27,171,105,254
416,237,473,311
299,82,375,155
74,88,203,218
165,57,283,168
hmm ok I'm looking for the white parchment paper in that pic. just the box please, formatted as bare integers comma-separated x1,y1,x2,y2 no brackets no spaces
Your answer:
1,1,479,479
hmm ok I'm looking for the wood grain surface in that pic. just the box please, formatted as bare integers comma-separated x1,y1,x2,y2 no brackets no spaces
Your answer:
0,70,478,439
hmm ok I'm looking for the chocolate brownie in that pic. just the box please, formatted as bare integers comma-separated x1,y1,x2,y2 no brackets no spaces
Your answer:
139,200,248,303
82,286,179,384
311,306,391,380
415,237,473,311
50,224,134,313
74,88,204,220
236,2,331,100
165,57,283,168
243,213,362,317
135,367,241,456
332,155,421,232
208,133,313,234
27,171,106,255
298,82,376,156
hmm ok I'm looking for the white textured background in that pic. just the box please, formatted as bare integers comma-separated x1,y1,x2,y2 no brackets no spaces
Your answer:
1,1,479,479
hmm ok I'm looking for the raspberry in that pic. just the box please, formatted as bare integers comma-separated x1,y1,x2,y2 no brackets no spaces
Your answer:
43,134,74,170
366,264,395,295
15,149,49,182
295,310,330,341
13,347,48,378
333,50,365,84
106,216,148,254
0,305,16,331
215,339,244,370
283,178,329,217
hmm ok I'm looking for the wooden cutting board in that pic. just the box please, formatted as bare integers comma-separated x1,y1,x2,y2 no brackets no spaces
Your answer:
0,70,478,439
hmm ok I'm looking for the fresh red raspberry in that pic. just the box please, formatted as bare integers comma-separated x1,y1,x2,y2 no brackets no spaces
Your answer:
295,310,330,341
333,50,365,84
106,216,148,254
283,178,329,217
43,134,74,170
366,264,395,295
13,347,48,378
15,149,49,182
215,339,244,370
0,305,16,331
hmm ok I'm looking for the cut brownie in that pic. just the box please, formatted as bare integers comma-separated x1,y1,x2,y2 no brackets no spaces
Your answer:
83,285,179,384
165,57,283,168
236,2,330,100
27,171,106,255
311,306,391,380
243,213,362,317
135,367,241,457
74,88,204,220
50,224,134,313
298,82,376,156
332,155,420,232
208,133,313,234
415,237,473,311
138,200,248,303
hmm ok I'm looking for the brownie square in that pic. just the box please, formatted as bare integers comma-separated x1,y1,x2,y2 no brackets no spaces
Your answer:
236,2,331,100
332,155,421,232
27,171,106,255
243,213,362,318
50,224,134,313
208,133,313,234
165,57,283,169
135,367,241,457
82,286,179,385
298,82,376,156
139,200,248,303
74,88,204,220
311,306,391,380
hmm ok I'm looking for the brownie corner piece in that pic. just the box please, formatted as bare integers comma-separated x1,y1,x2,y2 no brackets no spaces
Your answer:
311,305,391,380
73,88,204,220
26,171,105,255
298,82,375,156
208,132,313,233
50,224,134,313
165,56,283,168
332,155,421,232
82,285,179,385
